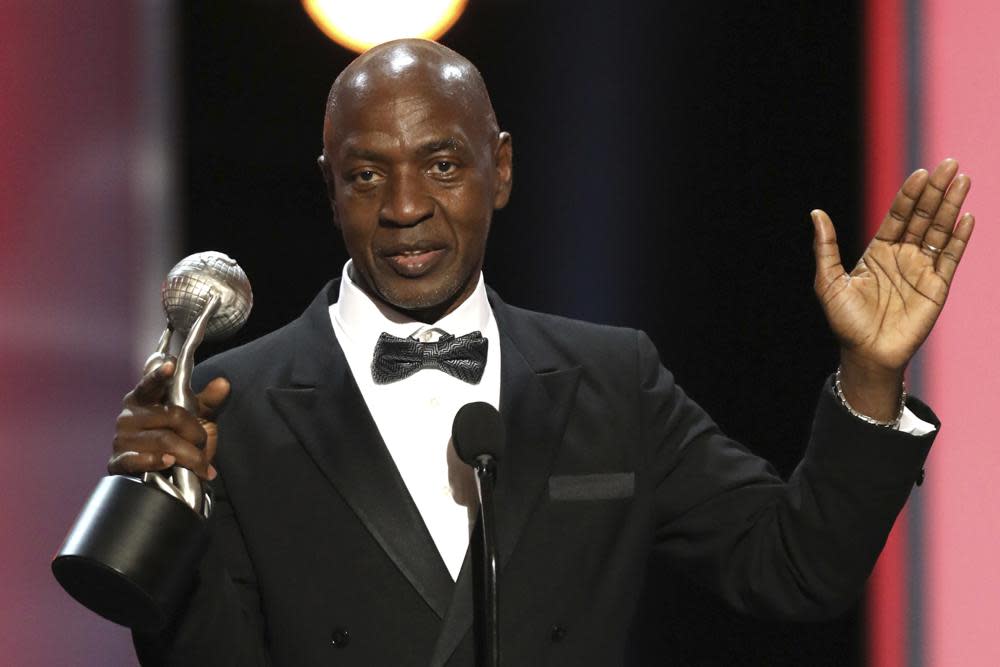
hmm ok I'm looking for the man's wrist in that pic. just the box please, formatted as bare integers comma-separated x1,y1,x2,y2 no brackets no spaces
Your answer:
837,353,907,424
835,366,906,427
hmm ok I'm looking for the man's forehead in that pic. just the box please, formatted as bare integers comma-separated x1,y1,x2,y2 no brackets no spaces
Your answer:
334,70,478,121
326,85,491,154
339,85,461,117
338,133,471,161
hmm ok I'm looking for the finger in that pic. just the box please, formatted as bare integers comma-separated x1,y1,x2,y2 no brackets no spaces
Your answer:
196,377,231,418
921,173,971,254
201,419,219,478
811,209,846,295
936,213,975,284
902,158,959,245
125,360,175,407
117,403,208,448
874,168,928,242
126,428,214,479
108,450,177,476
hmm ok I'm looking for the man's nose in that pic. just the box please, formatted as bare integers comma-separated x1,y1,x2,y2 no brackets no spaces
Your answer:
379,170,433,227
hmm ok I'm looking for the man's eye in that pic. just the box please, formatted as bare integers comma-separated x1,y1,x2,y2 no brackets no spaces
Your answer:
351,169,382,187
433,161,455,174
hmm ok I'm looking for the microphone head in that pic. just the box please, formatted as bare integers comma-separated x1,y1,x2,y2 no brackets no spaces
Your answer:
452,402,506,465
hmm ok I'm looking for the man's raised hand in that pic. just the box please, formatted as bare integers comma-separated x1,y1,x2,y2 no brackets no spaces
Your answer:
811,158,975,418
109,361,230,481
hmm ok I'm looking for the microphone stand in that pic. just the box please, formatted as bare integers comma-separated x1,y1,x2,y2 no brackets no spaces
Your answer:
471,454,499,667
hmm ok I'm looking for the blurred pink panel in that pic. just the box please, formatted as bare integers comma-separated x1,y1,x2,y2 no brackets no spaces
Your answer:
862,1,910,664
0,2,150,665
923,1,1000,665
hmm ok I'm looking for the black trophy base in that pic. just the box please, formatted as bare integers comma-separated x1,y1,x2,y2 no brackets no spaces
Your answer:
52,475,209,632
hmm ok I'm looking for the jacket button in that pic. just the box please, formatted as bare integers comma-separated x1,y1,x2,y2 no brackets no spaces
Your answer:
550,625,567,642
331,627,350,648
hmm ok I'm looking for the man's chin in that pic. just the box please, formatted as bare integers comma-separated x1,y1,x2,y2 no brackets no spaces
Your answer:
374,280,469,322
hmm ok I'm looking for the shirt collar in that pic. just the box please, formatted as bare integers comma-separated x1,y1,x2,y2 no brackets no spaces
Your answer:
333,260,492,348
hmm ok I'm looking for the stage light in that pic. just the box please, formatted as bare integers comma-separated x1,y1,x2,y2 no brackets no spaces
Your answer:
302,0,468,53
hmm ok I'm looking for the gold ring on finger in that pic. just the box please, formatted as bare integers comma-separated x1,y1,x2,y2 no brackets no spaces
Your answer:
922,241,943,254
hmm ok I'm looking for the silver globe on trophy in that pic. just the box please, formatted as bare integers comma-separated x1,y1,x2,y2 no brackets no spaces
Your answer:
52,251,252,631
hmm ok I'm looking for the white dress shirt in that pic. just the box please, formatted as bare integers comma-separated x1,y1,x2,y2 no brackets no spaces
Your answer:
899,403,935,435
330,261,501,580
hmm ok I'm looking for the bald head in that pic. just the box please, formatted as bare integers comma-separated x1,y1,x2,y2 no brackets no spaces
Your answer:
324,39,498,148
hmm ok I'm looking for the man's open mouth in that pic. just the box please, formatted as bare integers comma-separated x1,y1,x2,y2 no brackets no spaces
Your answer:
381,246,447,277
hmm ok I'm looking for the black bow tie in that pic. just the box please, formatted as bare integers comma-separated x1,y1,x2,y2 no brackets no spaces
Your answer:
371,331,488,385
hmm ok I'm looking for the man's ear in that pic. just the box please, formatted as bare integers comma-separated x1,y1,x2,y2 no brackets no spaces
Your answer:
317,154,340,227
493,131,513,210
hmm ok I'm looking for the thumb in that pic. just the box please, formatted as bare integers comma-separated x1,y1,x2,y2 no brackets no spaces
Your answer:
197,377,231,418
811,209,845,296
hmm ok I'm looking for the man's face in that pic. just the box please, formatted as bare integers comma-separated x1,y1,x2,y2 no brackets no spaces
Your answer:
321,77,512,320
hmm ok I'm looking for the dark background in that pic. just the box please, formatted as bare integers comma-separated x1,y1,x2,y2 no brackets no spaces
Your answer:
181,1,865,664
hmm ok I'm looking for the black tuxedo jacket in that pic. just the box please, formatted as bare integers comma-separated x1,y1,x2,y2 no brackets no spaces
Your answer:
135,281,935,666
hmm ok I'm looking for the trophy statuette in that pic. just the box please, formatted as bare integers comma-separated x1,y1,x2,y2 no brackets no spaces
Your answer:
52,251,252,631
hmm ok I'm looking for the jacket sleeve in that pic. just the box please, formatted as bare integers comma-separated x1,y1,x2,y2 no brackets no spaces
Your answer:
131,368,271,666
638,330,935,620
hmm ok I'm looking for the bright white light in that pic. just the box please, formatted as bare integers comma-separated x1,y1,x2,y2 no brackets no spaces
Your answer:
302,0,468,54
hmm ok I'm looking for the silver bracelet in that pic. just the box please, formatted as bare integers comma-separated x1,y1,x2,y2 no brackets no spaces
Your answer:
833,367,907,428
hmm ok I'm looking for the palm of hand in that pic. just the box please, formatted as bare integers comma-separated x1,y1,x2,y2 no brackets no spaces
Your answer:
812,159,974,373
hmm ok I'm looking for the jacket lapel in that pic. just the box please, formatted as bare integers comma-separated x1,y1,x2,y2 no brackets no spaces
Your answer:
429,293,582,666
266,282,455,620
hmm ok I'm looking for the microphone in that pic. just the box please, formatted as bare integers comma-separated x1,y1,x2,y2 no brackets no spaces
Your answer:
452,402,505,667
453,401,506,467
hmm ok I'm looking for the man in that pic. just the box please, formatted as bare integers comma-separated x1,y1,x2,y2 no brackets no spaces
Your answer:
111,39,974,665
